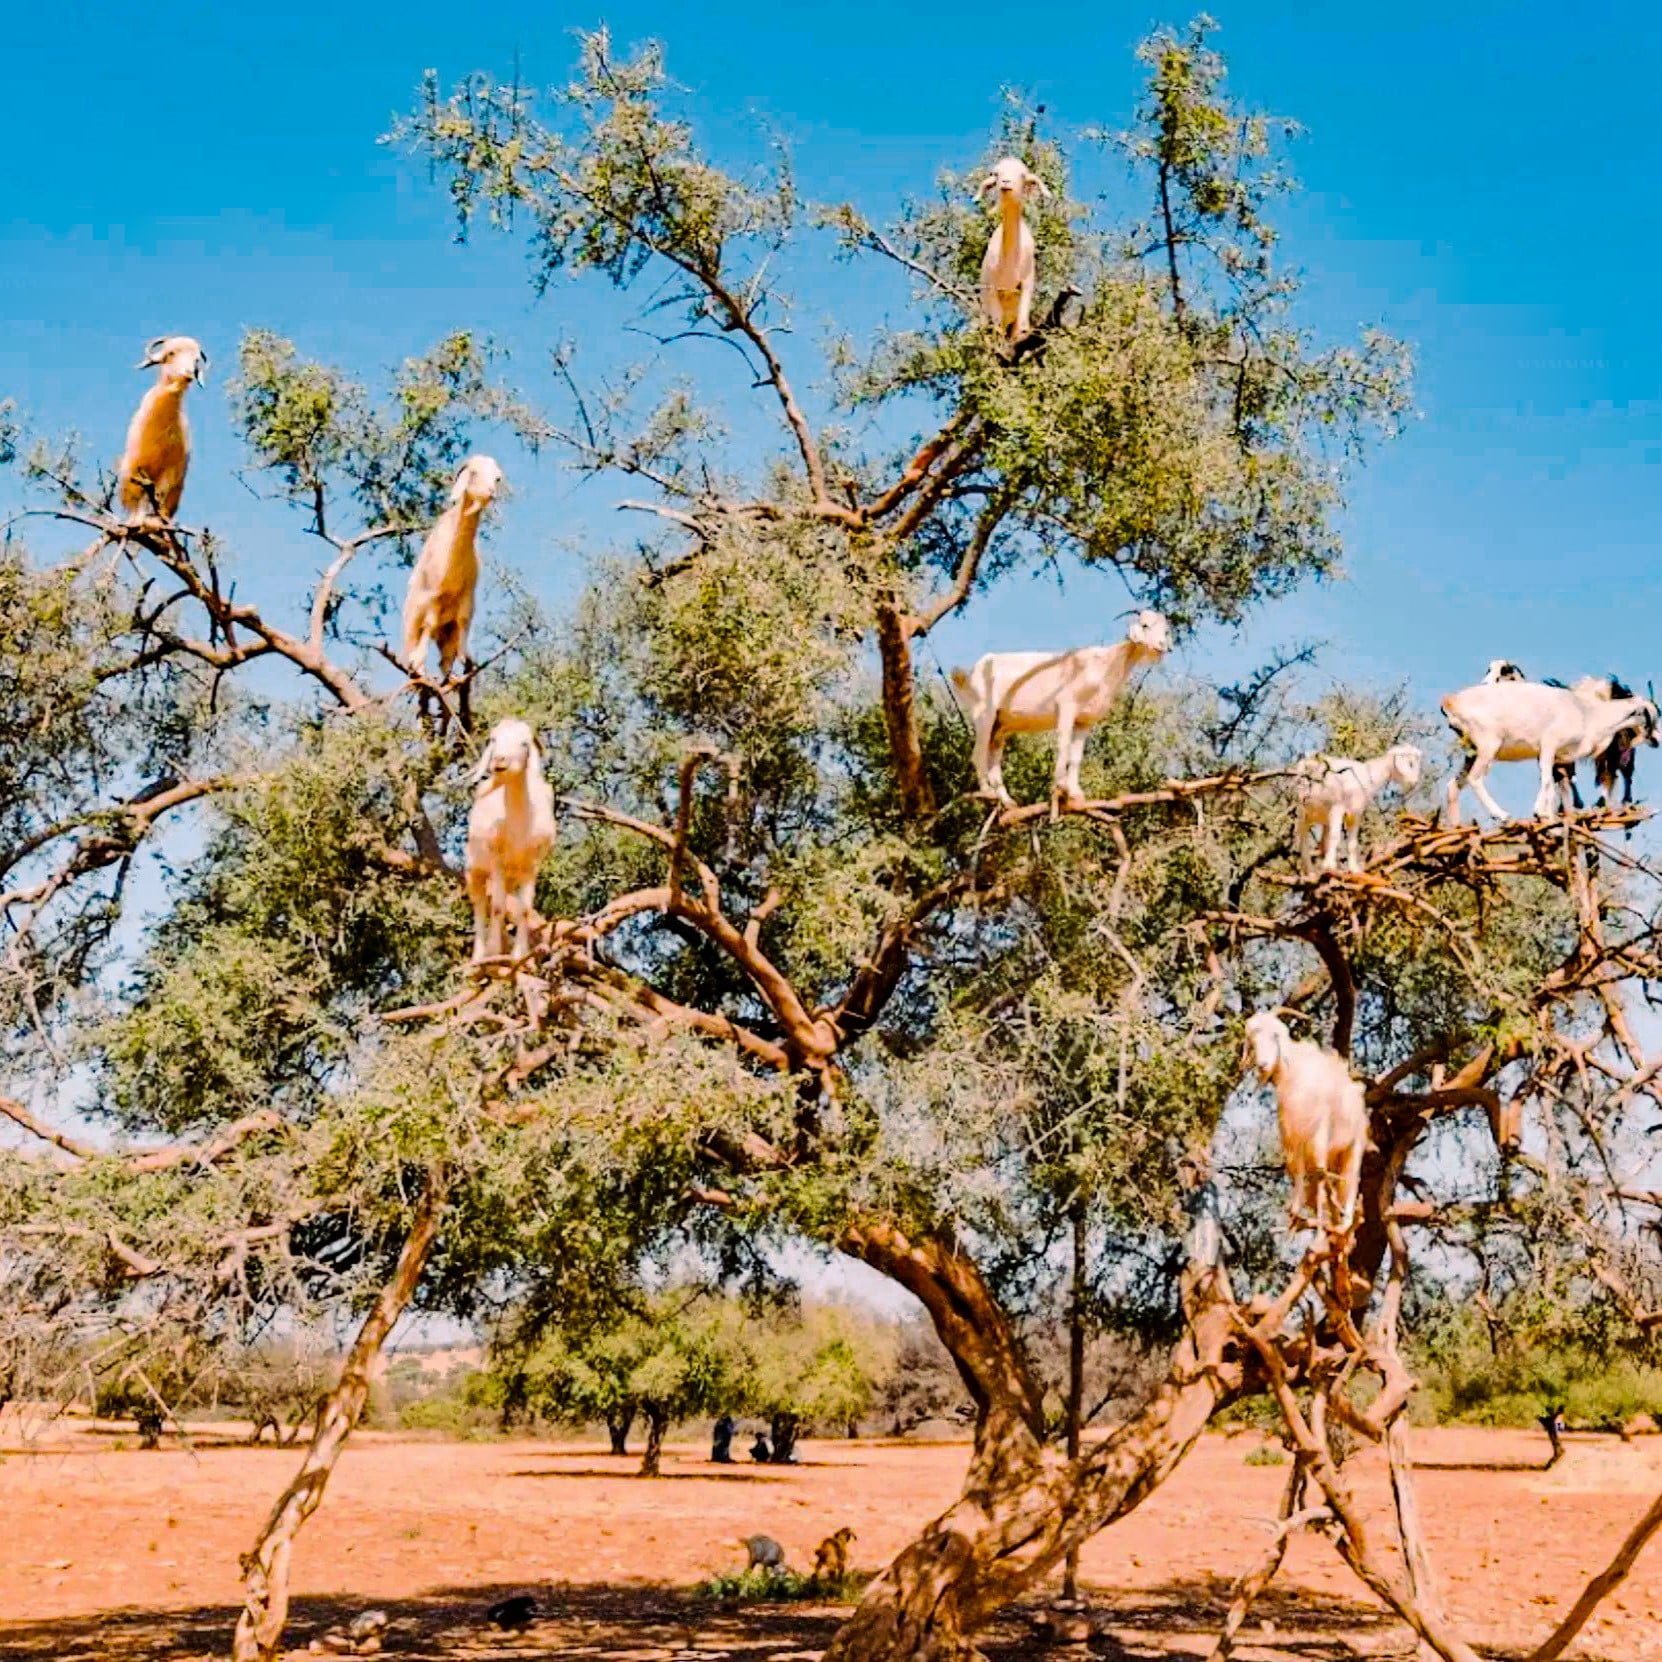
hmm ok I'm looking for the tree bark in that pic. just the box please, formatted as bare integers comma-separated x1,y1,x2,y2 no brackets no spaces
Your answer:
769,1412,800,1464
1062,1201,1087,1602
231,1177,445,1662
823,1246,1237,1662
607,1407,635,1456
1388,1421,1446,1662
875,602,934,822
640,1408,667,1477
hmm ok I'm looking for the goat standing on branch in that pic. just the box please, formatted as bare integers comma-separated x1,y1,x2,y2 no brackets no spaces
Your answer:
1242,1012,1367,1234
1292,744,1422,873
402,454,504,730
977,156,1049,341
1441,675,1658,824
950,611,1171,808
465,718,556,963
117,335,207,522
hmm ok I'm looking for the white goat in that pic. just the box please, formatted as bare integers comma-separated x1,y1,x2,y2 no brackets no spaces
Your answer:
403,455,504,726
1242,1012,1368,1234
465,718,557,964
1291,744,1423,873
117,336,207,521
977,156,1048,340
950,611,1172,806
1441,677,1659,824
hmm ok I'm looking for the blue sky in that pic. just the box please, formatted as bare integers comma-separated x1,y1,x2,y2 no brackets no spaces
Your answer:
6,0,1661,779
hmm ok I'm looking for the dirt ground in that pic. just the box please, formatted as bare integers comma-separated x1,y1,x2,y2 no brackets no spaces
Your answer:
2,1423,1660,1661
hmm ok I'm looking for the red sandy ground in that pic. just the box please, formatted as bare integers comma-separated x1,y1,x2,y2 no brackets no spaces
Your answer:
1,1424,1660,1660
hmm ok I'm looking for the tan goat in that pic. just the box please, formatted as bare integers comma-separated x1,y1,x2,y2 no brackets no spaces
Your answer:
402,455,504,727
117,336,207,521
977,156,1048,339
1242,1011,1368,1234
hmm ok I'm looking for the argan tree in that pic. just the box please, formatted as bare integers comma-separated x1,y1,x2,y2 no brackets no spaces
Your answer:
9,21,1662,1662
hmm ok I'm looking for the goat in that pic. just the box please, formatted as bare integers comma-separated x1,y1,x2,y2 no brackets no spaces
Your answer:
1441,677,1659,824
465,719,557,964
1478,663,1644,808
949,611,1172,807
1551,674,1648,812
117,336,207,521
1241,1012,1368,1234
741,1534,786,1571
1291,744,1422,874
977,156,1048,340
402,455,504,730
813,1527,855,1581
484,1595,540,1632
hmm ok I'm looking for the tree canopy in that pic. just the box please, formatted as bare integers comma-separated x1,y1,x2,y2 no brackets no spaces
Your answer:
4,21,1662,1662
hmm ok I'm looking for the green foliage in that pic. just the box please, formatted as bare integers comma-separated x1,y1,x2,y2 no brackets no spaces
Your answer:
1243,1443,1287,1465
694,1565,862,1604
1410,1299,1662,1428
236,328,543,533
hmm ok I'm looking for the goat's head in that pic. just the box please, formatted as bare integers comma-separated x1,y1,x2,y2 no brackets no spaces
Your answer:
1483,659,1525,683
138,335,208,386
1241,1011,1286,1080
470,717,540,784
977,156,1049,205
1127,610,1172,654
1386,744,1424,788
450,454,505,509
1634,698,1661,750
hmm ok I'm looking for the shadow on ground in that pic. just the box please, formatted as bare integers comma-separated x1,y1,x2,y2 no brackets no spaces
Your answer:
506,1466,798,1483
0,1577,1624,1662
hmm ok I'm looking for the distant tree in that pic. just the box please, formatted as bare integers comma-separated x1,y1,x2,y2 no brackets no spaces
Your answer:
511,1296,733,1475
874,1319,974,1437
736,1306,895,1462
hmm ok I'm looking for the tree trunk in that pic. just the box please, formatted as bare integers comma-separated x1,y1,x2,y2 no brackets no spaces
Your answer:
231,1177,445,1662
639,1408,667,1477
769,1412,800,1464
875,602,934,822
607,1407,635,1456
826,1224,1237,1662
1062,1201,1087,1602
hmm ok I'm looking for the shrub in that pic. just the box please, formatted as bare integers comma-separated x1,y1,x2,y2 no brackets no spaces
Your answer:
693,1567,864,1604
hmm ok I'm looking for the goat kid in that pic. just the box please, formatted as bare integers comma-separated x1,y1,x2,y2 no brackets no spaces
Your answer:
1292,744,1422,873
403,455,504,729
1242,1012,1368,1234
1442,676,1658,824
465,718,557,964
117,336,207,522
977,156,1048,340
950,611,1171,807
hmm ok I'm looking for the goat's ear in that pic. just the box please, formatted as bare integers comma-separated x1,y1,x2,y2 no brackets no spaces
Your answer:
1024,172,1051,202
193,351,209,388
137,336,168,369
448,466,472,507
467,738,496,784
975,174,998,203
